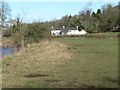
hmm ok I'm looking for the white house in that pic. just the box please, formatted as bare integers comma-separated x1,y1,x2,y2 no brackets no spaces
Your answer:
51,26,87,36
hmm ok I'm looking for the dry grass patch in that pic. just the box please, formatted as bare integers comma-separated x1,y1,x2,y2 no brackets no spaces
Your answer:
9,40,71,65
2,40,72,88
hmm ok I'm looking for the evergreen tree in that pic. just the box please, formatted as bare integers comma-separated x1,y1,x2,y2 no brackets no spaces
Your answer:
92,11,96,17
96,9,101,14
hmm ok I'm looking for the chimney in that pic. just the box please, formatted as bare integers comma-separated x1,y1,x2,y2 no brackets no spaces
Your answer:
76,26,78,29
52,26,54,29
63,26,65,29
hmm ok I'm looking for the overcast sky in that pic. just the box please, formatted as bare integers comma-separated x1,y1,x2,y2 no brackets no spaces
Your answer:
7,1,118,23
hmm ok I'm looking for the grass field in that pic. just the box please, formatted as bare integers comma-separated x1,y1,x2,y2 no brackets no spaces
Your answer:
2,38,118,88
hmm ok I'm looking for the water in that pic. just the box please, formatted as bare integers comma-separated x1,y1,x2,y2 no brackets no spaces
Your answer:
0,47,15,59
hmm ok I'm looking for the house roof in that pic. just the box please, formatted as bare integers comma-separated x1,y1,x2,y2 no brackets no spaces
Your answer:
52,28,78,33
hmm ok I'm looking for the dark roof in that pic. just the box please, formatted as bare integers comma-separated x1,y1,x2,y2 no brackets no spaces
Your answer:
52,28,77,33
61,29,69,33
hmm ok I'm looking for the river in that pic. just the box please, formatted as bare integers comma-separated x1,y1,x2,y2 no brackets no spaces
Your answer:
0,47,15,59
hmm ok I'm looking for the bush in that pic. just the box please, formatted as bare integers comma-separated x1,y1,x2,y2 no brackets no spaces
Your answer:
10,22,51,47
3,29,12,37
24,23,51,44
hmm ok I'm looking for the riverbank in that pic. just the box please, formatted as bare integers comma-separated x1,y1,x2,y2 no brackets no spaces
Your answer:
2,37,15,48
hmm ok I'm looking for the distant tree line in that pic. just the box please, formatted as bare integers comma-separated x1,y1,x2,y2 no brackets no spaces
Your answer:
49,4,119,33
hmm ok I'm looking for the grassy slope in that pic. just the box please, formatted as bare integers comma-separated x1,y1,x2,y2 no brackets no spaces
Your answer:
2,38,118,88
2,40,71,88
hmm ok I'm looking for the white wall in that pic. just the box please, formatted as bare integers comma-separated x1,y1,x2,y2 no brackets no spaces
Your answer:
67,30,87,35
51,29,87,36
51,30,61,36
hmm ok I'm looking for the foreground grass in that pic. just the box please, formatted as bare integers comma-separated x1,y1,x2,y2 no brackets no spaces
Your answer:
57,38,118,88
2,38,118,88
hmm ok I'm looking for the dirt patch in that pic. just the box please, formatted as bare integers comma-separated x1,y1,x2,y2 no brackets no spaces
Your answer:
67,47,76,50
24,72,50,78
81,84,96,88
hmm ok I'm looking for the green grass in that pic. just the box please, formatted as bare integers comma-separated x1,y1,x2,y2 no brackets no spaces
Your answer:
86,32,118,38
57,38,118,88
2,38,118,88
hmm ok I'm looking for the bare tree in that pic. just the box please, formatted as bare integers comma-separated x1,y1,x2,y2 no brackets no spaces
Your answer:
0,0,11,28
0,0,11,59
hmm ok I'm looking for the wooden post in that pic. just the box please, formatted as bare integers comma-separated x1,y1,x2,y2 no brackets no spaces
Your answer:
0,1,4,58
21,36,24,51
